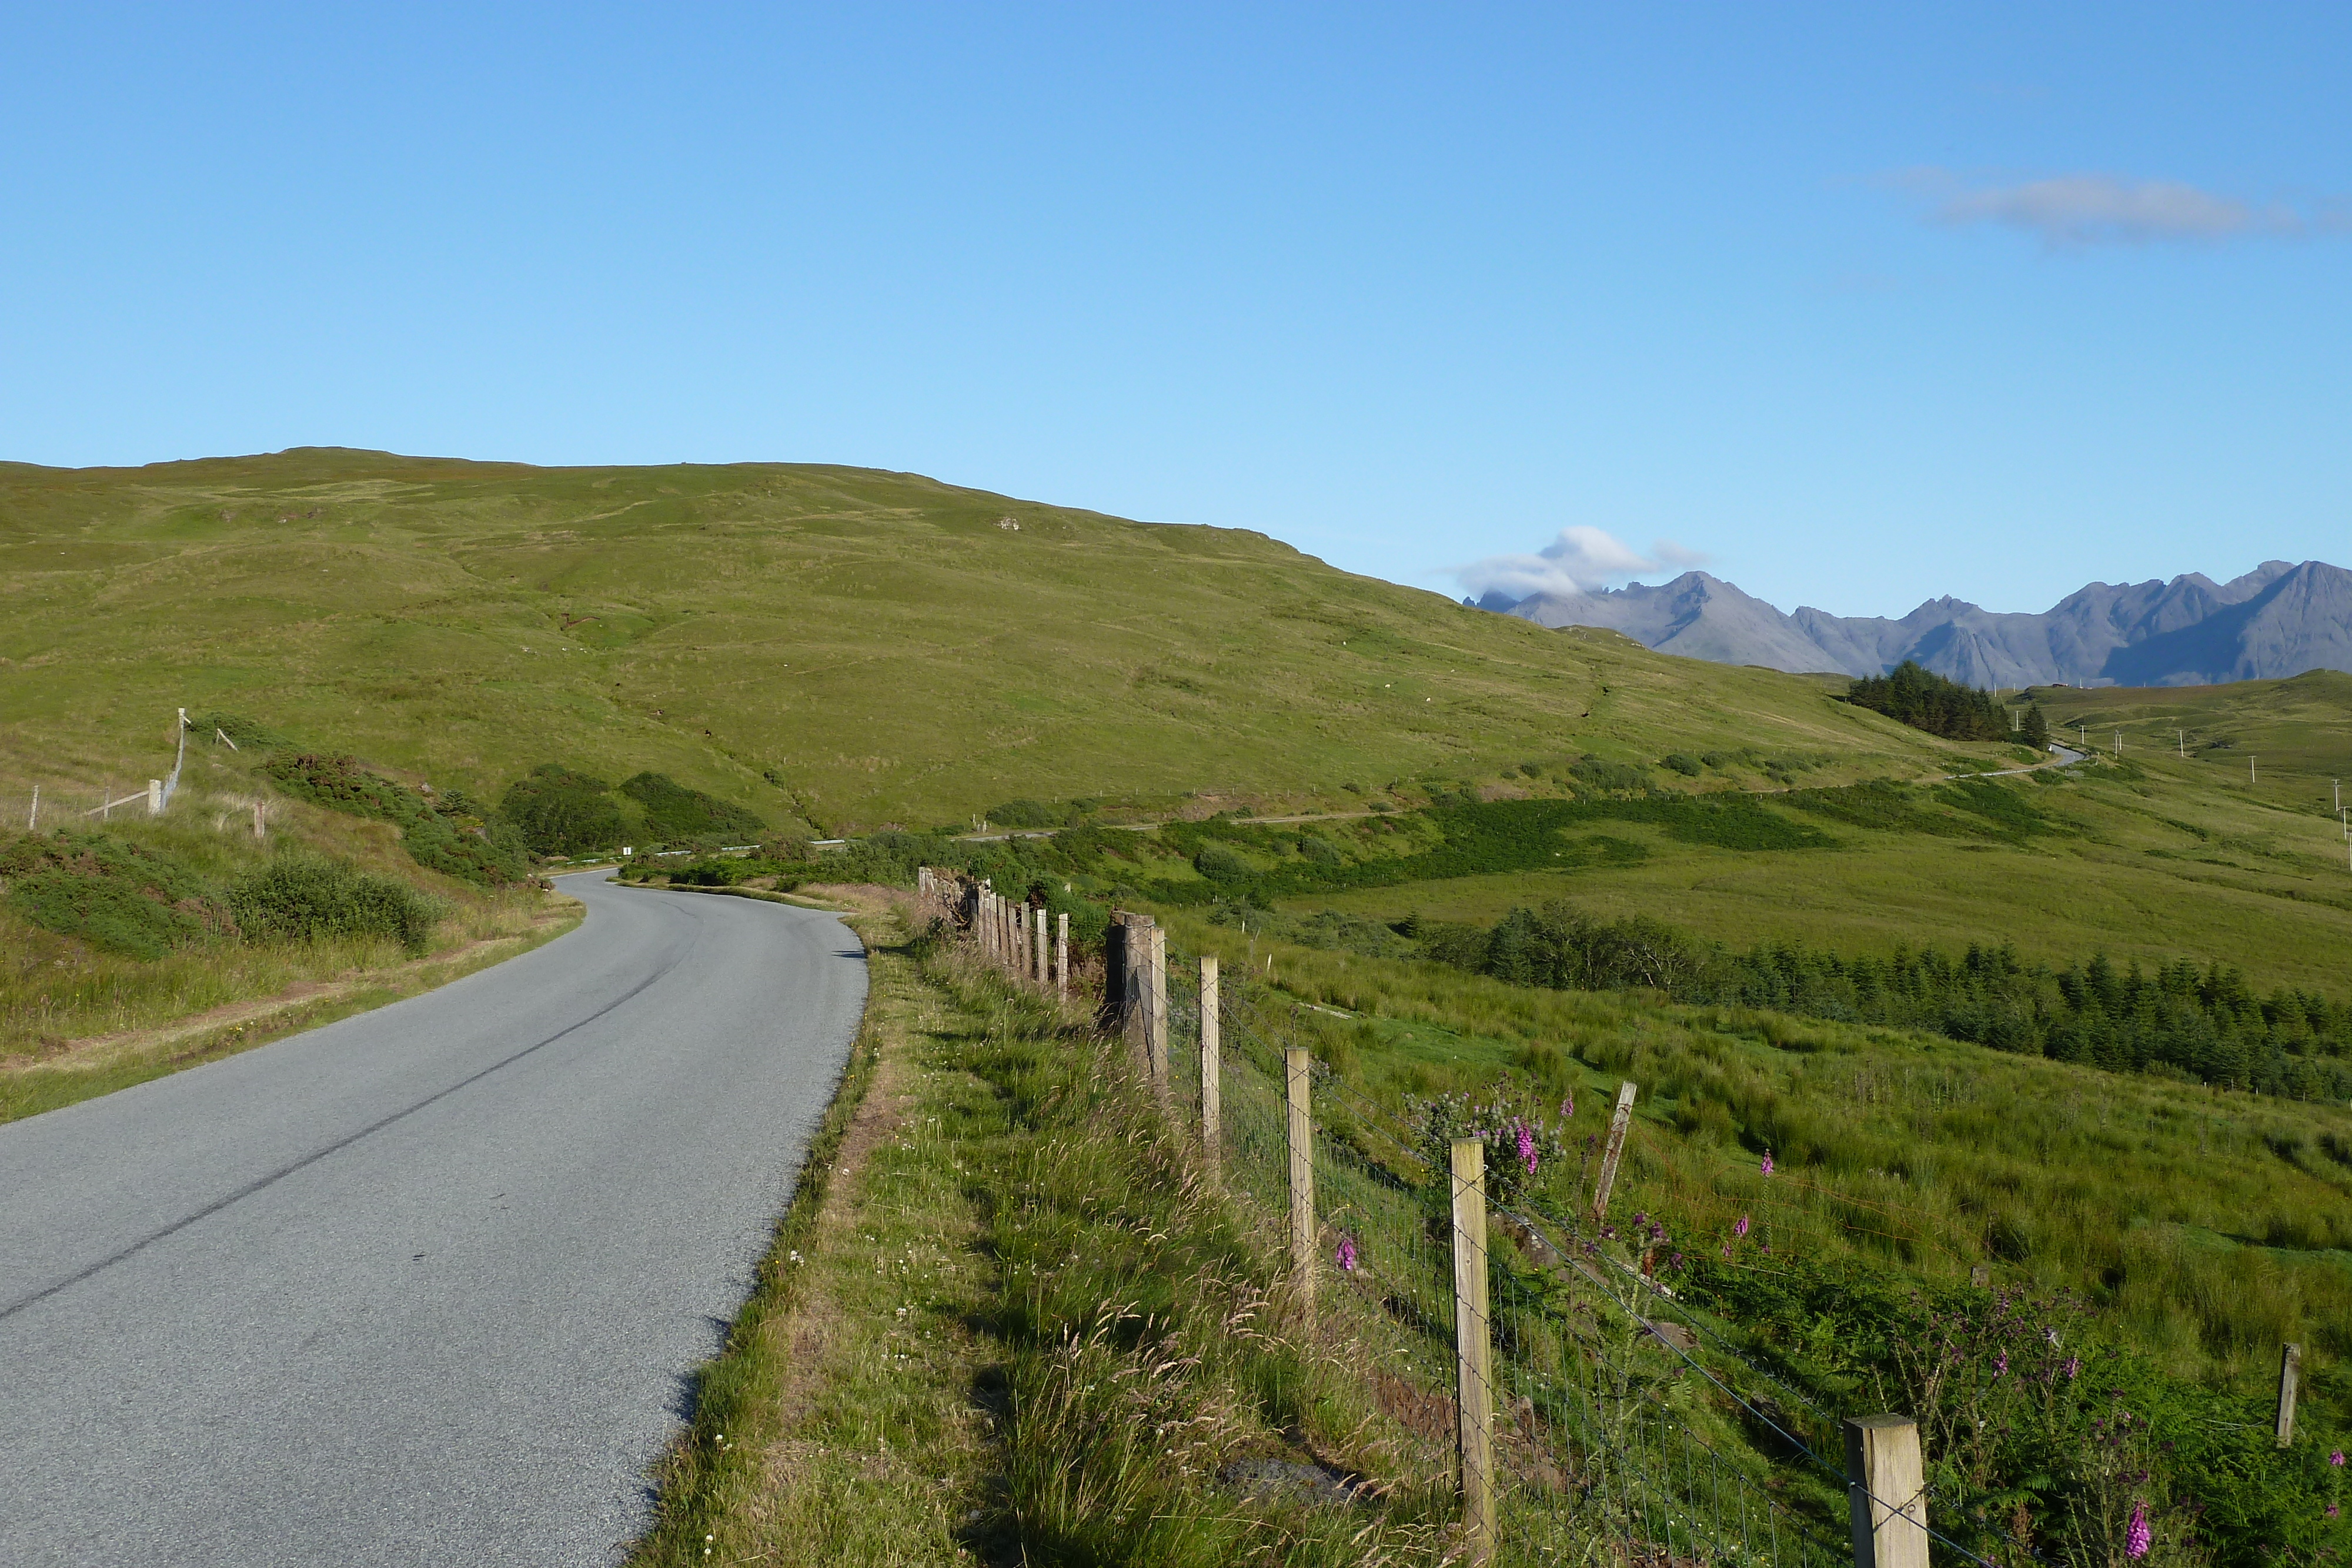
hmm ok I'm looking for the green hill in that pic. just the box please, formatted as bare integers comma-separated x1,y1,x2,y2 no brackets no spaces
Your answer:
0,447,1987,836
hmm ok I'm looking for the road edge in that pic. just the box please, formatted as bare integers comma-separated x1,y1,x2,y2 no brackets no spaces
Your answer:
624,897,890,1563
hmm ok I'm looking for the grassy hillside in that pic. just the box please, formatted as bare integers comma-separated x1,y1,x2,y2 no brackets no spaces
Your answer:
2033,668,2352,802
0,448,1990,837
1296,748,2352,995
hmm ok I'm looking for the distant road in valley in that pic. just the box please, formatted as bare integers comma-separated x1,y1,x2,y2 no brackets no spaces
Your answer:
0,872,866,1566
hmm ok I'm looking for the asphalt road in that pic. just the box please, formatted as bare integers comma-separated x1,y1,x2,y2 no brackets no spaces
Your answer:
0,872,867,1566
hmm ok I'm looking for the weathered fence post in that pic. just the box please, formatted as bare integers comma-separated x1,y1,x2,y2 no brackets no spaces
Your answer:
1199,955,1221,1182
146,778,162,816
1285,1046,1315,1323
1101,911,1135,1034
2278,1342,2302,1447
1845,1416,1928,1568
1033,906,1047,987
1451,1136,1496,1560
1055,912,1068,1000
1591,1080,1638,1222
252,801,264,840
1144,922,1168,1098
27,784,36,831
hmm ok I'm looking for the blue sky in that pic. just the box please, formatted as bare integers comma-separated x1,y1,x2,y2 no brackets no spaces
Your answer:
3,4,2346,618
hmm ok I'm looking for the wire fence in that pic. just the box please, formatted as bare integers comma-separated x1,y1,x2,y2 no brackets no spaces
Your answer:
934,878,2024,1567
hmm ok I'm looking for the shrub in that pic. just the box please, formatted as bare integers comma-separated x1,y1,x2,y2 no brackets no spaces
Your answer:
985,798,1061,828
1,830,234,958
265,754,529,885
228,854,441,954
1568,754,1651,793
617,772,765,844
1663,753,1703,777
500,763,626,855
1192,842,1252,884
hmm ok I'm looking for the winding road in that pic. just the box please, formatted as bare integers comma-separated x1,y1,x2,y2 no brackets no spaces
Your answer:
0,872,866,1566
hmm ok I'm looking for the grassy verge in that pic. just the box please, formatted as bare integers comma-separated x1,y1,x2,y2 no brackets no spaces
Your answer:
633,902,1462,1567
0,888,582,1122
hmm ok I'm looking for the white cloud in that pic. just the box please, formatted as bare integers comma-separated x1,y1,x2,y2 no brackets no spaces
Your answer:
1898,169,2347,248
1452,527,1706,603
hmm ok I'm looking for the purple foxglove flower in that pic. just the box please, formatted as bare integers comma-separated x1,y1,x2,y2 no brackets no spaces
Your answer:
1517,1121,1537,1175
1760,1148,1774,1176
2332,1450,2347,1466
2125,1501,2150,1559
1734,1215,1749,1239
1335,1235,1358,1273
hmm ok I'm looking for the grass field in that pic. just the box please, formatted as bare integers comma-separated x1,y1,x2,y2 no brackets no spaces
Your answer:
1154,905,2352,1443
1289,749,2352,995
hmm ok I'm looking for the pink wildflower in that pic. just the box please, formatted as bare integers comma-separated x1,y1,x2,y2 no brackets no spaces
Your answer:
2125,1501,2150,1559
1760,1148,1775,1176
2333,1450,2347,1466
1994,1352,2008,1378
1561,1094,1574,1119
1335,1235,1358,1273
1734,1215,1750,1239
2063,1356,2082,1379
1516,1121,1538,1175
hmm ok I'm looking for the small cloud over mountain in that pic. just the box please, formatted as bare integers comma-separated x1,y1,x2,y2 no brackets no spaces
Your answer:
1452,527,1706,601
1893,169,2348,248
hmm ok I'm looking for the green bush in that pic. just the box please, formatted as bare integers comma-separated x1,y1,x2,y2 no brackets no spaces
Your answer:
265,754,529,886
618,772,765,844
985,798,1061,828
1662,753,1703,777
1,830,234,958
228,854,442,954
500,763,626,855
1191,842,1252,884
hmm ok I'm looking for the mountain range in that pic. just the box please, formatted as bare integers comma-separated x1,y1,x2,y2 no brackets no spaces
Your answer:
1471,560,2352,688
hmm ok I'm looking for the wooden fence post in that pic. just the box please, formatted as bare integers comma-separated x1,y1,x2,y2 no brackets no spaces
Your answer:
1591,1080,1638,1222
146,778,162,816
1145,923,1168,1098
1286,1046,1315,1323
1055,912,1068,1001
1101,912,1134,1034
1033,906,1047,987
252,801,264,841
2278,1342,2302,1447
1845,1416,1928,1568
1451,1137,1495,1560
1200,955,1221,1183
